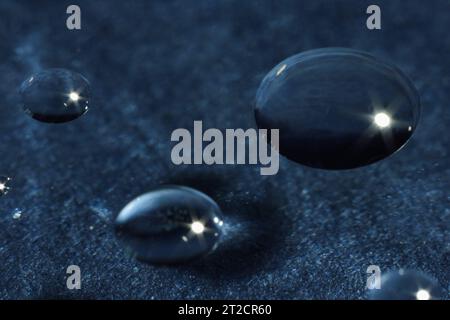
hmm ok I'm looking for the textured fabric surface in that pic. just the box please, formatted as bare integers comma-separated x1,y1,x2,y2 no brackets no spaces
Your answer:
0,0,449,299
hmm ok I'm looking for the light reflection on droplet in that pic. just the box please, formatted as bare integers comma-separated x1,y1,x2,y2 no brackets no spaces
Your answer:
374,112,392,128
191,221,205,234
69,91,80,102
416,289,431,300
276,64,287,77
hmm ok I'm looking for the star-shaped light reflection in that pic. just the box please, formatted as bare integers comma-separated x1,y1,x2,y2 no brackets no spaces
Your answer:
374,112,392,128
69,91,80,102
190,221,206,235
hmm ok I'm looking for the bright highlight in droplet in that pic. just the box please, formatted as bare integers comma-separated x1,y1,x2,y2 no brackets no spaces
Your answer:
416,289,431,300
374,112,391,128
69,92,80,102
191,221,205,234
276,64,287,77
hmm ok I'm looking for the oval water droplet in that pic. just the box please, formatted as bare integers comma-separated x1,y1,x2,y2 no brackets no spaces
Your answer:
20,68,90,123
255,48,420,169
115,186,224,264
369,270,443,300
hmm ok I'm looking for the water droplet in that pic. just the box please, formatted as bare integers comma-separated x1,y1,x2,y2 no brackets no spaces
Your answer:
0,176,12,196
115,186,223,264
20,68,90,123
369,270,443,300
255,48,420,169
12,209,22,220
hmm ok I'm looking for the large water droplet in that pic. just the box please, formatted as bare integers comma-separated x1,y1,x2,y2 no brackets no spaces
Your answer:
20,68,90,123
255,48,420,169
115,186,224,264
369,270,443,300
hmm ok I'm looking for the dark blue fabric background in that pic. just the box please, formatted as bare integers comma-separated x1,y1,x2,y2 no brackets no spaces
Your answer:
0,0,449,299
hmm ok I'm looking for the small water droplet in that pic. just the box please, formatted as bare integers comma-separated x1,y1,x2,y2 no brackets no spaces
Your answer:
12,209,22,220
19,68,90,123
115,186,223,264
0,176,12,196
369,270,443,300
255,48,420,169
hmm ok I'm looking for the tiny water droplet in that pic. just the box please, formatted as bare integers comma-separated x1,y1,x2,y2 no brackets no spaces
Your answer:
255,48,420,169
115,186,224,264
12,209,22,220
0,176,12,196
20,68,90,123
369,270,443,300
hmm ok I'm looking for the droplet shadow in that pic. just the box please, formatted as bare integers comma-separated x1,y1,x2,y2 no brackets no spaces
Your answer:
162,169,293,280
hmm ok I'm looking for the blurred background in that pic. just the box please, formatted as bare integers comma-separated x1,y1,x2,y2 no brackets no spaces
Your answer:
0,0,449,299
